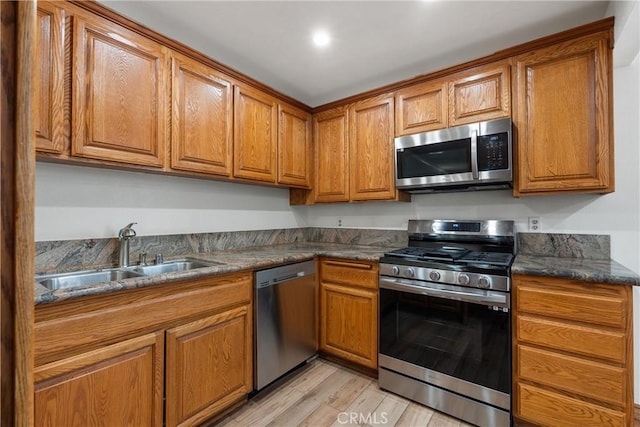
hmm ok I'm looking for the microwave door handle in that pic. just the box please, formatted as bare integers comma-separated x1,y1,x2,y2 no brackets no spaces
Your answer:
471,129,479,179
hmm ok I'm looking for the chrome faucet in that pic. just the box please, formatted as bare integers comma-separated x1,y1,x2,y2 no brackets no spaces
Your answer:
118,222,137,267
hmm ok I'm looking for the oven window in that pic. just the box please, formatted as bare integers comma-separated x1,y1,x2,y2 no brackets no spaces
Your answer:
397,139,471,178
379,288,510,394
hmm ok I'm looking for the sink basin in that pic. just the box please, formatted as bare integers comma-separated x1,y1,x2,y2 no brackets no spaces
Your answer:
130,258,220,276
36,268,145,291
35,258,221,292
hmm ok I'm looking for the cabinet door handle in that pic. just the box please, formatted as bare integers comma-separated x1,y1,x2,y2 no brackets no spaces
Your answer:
324,260,373,270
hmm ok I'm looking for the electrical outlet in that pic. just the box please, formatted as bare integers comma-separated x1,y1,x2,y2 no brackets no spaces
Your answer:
337,218,343,227
528,216,541,231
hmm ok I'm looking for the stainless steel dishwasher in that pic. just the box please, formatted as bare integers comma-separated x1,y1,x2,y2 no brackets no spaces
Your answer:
254,260,316,391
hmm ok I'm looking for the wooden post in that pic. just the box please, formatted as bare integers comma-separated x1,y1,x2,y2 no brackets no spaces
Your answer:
1,0,36,425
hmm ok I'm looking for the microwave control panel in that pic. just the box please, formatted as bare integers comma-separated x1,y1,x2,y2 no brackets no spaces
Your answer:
478,132,509,171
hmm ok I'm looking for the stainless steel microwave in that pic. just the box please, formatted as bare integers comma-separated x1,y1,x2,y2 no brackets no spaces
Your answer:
394,117,512,193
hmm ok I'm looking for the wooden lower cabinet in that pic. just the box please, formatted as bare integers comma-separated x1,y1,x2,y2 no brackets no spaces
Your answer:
319,258,378,369
34,332,164,427
513,274,633,427
34,272,253,426
165,305,252,427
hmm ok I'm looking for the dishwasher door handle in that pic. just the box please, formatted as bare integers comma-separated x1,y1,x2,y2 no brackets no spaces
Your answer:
272,271,305,284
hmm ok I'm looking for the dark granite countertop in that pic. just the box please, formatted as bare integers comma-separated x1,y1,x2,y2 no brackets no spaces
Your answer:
35,242,395,305
36,240,640,306
512,255,640,286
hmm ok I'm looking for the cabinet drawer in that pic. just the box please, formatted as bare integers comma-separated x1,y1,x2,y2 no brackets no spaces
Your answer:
320,259,378,289
516,382,627,427
515,277,627,328
517,345,626,406
516,315,626,363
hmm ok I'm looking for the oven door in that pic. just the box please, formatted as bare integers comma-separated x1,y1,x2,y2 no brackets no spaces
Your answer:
379,276,511,410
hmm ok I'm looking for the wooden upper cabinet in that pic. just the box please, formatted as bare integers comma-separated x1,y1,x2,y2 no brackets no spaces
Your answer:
233,85,278,183
349,93,396,201
277,103,312,188
170,53,233,176
313,107,350,203
72,14,168,167
35,332,164,427
395,79,448,136
448,61,511,126
514,31,613,195
35,2,66,154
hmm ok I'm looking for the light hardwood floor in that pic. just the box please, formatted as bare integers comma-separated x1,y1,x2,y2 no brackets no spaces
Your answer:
216,358,474,427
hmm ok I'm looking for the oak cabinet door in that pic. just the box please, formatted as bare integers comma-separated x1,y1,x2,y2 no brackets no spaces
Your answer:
320,282,378,369
514,32,613,195
35,2,66,154
278,102,311,188
165,305,252,427
72,15,168,167
349,94,396,201
395,79,448,136
448,61,511,127
34,332,164,427
170,54,233,176
233,85,277,183
313,107,350,203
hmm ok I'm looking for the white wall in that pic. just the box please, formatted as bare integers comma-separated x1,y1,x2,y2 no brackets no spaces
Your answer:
610,0,640,407
35,164,303,241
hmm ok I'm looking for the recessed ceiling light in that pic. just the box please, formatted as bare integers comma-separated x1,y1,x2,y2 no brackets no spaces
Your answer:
312,30,331,48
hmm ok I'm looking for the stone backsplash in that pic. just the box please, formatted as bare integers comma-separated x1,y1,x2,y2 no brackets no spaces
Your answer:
517,232,610,260
35,227,407,274
36,228,611,274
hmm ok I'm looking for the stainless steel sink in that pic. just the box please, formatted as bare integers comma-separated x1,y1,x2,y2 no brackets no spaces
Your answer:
36,268,146,291
130,258,220,276
35,258,221,292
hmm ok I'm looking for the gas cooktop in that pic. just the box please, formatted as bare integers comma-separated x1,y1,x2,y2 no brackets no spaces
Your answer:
385,246,513,267
379,219,516,291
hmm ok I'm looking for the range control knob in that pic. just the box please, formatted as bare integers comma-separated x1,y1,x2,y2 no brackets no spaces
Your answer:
405,268,416,278
458,273,470,285
391,265,400,275
429,271,441,281
477,276,491,289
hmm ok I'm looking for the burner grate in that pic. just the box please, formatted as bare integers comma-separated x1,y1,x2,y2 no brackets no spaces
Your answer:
460,251,513,266
386,246,470,262
385,247,513,267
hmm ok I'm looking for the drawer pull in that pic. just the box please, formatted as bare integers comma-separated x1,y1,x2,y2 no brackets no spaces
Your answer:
325,260,373,270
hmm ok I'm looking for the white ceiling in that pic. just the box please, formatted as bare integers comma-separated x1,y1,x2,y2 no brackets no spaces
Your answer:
102,0,610,107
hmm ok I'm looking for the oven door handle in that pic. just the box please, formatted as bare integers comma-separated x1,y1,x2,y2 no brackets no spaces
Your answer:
379,277,509,308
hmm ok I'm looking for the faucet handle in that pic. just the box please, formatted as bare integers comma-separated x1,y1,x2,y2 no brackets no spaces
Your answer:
118,222,137,239
139,252,147,266
155,253,164,264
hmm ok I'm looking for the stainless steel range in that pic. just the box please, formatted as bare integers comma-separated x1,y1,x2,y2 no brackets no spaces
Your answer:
378,219,514,427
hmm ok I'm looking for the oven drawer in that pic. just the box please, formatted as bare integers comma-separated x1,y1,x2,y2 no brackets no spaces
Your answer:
516,382,627,427
517,345,627,407
320,258,378,289
516,315,626,363
514,277,627,328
